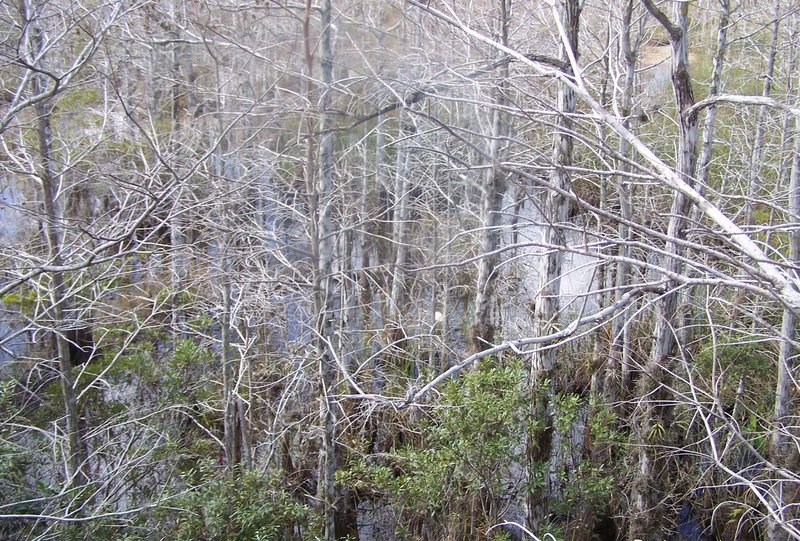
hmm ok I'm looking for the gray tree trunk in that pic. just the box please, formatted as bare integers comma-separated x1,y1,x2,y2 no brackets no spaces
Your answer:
305,0,338,538
744,1,781,228
471,0,509,353
170,0,190,339
678,0,731,376
529,0,580,526
607,0,641,400
767,72,800,541
24,0,86,488
389,114,411,334
630,2,699,540
696,0,730,193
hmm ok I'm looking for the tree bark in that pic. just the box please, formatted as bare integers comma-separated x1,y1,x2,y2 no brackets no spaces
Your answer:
630,1,699,539
671,0,732,405
471,0,509,353
307,0,338,538
529,0,580,526
24,0,87,488
170,0,190,340
221,264,240,467
389,113,411,336
696,0,730,194
744,0,781,228
767,77,800,541
607,0,641,401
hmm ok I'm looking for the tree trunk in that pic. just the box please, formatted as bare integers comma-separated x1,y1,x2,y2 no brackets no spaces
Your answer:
471,0,509,353
674,0,732,399
696,0,730,194
630,2,699,540
529,0,580,526
744,0,781,228
218,175,239,468
221,267,240,467
767,83,800,541
389,113,411,336
306,0,338,538
364,113,383,394
25,0,86,488
170,0,190,340
607,0,641,401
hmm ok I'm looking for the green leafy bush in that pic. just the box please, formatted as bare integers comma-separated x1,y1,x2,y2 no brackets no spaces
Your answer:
340,358,530,540
169,462,320,541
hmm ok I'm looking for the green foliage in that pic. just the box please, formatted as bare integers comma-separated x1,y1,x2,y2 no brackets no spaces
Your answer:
553,393,581,434
170,339,214,371
695,341,774,412
550,394,619,523
0,377,14,411
744,413,768,454
1,289,38,311
588,402,624,444
336,461,395,493
164,339,216,403
109,345,158,384
168,462,320,541
0,379,51,539
55,87,101,112
337,360,625,539
561,464,614,506
103,138,148,161
647,420,667,443
46,465,320,541
340,358,530,539
0,381,27,497
436,357,528,446
527,459,550,492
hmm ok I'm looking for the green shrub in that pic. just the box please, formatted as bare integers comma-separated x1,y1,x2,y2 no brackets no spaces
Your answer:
169,462,320,541
340,358,530,540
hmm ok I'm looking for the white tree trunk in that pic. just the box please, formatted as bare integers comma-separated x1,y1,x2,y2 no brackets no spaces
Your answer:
310,0,338,538
472,0,509,353
607,0,640,400
529,0,580,526
767,88,800,541
631,2,699,539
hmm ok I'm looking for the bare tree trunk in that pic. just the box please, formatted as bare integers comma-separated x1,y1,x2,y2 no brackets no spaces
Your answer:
305,0,337,538
218,181,239,469
744,0,781,228
767,83,800,541
471,0,509,353
607,0,641,400
362,115,382,393
24,0,86,488
630,2,699,540
766,29,799,250
696,0,730,193
221,263,240,467
685,0,730,331
591,17,612,400
529,0,580,526
389,114,411,333
206,40,243,470
170,0,190,339
235,319,253,469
